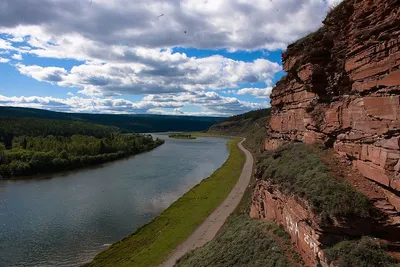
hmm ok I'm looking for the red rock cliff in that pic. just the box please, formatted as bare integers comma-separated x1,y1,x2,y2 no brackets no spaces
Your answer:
265,0,400,202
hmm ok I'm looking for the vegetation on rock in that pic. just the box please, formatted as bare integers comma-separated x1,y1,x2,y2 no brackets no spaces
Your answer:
256,143,374,222
176,215,302,267
325,237,398,267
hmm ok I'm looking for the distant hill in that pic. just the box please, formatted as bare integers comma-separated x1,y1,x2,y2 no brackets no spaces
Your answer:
207,108,270,154
0,106,223,133
207,108,270,137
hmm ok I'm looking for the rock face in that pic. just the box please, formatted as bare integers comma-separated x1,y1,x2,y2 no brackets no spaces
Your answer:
257,0,400,264
265,0,400,199
250,181,329,267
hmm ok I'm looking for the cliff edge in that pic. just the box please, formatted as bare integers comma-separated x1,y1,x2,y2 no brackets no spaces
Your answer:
265,0,399,211
254,0,400,265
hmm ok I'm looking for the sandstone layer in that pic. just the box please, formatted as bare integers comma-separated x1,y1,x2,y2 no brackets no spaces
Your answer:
257,0,400,265
265,0,399,202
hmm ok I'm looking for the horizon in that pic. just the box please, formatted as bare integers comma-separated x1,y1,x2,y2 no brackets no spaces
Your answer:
0,0,341,116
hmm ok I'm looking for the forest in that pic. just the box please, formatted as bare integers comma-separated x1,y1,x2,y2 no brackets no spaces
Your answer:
0,106,223,133
0,116,164,178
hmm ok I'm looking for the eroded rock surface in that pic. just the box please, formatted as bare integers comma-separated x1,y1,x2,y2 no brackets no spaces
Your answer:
266,0,399,197
258,0,400,265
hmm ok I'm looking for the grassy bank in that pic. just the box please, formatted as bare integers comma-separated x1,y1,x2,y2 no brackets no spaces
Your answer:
257,143,373,223
176,215,303,267
325,237,398,267
175,139,304,267
83,138,245,267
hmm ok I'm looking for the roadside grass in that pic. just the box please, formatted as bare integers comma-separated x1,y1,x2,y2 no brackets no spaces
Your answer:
325,237,398,267
176,138,304,267
257,143,374,222
82,138,245,267
175,215,303,267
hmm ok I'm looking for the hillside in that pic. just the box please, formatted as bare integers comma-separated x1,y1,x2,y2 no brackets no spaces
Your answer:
0,106,223,133
207,108,270,154
207,108,270,137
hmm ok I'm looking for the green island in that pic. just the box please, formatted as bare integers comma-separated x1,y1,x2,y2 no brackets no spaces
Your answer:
0,116,164,178
82,138,245,267
168,133,197,139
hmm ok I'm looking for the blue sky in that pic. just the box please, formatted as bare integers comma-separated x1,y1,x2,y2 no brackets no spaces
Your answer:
0,0,337,116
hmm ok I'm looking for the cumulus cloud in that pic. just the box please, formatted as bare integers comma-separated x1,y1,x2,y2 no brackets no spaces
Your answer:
237,87,273,98
16,64,68,83
0,57,9,63
0,0,331,51
0,0,334,115
11,54,22,60
0,90,268,116
14,55,281,96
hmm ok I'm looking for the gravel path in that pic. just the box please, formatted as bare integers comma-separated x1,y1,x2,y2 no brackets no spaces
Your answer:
160,138,254,267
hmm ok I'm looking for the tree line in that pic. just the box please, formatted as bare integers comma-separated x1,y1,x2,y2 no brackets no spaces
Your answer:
0,116,121,147
0,117,164,178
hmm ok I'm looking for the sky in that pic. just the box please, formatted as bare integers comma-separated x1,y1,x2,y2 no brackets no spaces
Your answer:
0,0,341,117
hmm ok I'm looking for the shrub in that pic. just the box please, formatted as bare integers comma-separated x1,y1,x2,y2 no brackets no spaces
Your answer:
176,215,299,267
257,143,373,222
325,237,398,267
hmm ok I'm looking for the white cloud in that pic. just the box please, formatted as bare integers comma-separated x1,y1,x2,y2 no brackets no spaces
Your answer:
326,0,344,8
11,54,22,60
0,0,332,51
0,90,269,116
237,87,273,98
16,64,68,83
14,55,281,96
0,0,334,115
0,57,9,63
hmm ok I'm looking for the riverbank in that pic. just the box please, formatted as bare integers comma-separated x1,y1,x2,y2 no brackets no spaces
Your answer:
82,138,245,267
0,135,164,180
161,139,253,267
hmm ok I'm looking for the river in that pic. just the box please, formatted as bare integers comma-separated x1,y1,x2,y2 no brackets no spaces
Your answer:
0,134,230,267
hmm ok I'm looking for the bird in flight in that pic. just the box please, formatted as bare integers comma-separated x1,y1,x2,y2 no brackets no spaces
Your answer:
158,14,165,18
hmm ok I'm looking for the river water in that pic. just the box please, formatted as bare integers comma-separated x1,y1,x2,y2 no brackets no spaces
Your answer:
0,135,230,267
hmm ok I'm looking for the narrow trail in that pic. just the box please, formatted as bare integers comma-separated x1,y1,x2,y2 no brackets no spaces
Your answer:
160,138,254,267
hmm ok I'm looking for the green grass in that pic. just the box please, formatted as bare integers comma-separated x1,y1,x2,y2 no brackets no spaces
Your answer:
325,237,398,267
257,143,374,223
176,139,304,267
176,215,302,267
83,138,245,267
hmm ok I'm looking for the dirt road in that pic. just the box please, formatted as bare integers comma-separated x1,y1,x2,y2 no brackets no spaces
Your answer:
160,138,254,267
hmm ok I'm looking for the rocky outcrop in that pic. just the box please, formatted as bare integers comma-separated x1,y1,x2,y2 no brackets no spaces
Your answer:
265,0,400,199
250,177,400,266
258,0,400,265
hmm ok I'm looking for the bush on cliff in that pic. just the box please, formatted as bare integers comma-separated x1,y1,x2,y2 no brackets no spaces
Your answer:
325,237,398,267
176,215,302,267
256,143,374,222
